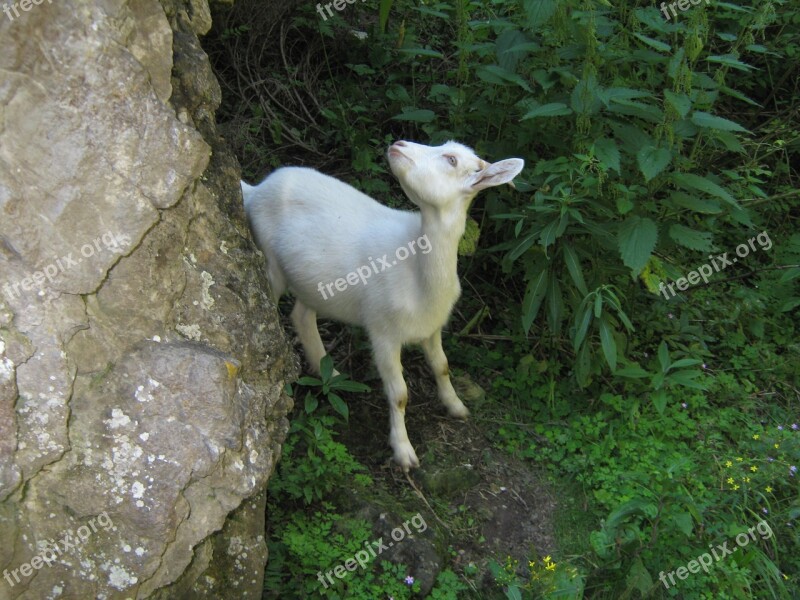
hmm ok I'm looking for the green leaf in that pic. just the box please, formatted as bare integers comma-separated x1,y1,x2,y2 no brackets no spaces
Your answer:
320,354,335,381
672,512,694,537
658,341,670,373
668,369,708,390
331,379,371,392
573,307,593,351
522,270,548,333
669,191,723,214
522,0,557,28
669,224,713,252
669,358,703,370
780,298,800,312
626,556,654,595
327,392,349,421
599,317,617,371
506,584,523,600
672,172,740,208
664,90,691,117
615,364,650,378
562,244,588,295
632,32,671,53
651,389,667,415
521,103,572,120
706,53,755,71
476,65,532,91
391,109,436,122
571,73,601,115
297,376,322,386
618,216,658,276
637,145,672,182
547,278,563,334
594,137,620,173
379,0,393,32
304,392,318,414
691,111,750,133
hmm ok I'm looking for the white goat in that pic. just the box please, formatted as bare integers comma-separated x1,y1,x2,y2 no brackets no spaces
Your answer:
242,141,524,470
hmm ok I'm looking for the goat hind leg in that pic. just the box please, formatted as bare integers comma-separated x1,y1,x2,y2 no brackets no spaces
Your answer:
291,300,338,376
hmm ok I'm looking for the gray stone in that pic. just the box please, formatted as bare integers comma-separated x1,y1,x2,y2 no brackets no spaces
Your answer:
0,0,296,597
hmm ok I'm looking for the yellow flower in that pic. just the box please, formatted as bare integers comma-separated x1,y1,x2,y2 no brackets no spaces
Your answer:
542,556,551,563
529,560,536,569
750,466,758,472
733,484,740,490
546,562,557,571
753,434,760,440
766,486,773,493
745,477,751,483
724,460,733,468
727,477,735,484
774,444,780,449
736,457,744,462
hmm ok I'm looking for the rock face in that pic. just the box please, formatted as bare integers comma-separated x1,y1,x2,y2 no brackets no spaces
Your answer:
0,0,295,598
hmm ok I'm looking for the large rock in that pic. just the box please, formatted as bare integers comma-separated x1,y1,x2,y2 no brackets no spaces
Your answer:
0,0,295,598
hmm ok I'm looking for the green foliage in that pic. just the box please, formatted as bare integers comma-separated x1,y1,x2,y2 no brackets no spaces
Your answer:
268,413,373,504
297,354,371,421
206,0,800,596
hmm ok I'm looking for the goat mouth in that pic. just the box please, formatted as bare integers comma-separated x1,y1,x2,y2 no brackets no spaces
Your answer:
387,144,413,165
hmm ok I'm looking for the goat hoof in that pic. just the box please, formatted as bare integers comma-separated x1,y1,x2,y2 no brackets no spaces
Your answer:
393,443,420,471
447,403,470,420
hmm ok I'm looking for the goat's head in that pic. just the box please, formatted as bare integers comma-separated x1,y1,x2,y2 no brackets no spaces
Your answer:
387,140,524,210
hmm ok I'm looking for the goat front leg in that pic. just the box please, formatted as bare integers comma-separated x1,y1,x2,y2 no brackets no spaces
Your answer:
291,300,339,376
421,329,469,419
372,338,419,471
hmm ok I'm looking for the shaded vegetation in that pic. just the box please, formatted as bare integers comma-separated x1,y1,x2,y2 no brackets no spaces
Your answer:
205,0,800,597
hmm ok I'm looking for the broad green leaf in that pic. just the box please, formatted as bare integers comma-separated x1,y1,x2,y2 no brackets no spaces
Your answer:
594,137,620,173
670,358,703,370
391,109,436,122
637,145,672,182
571,73,602,115
669,224,713,252
664,90,691,117
562,244,588,295
714,130,746,153
379,0,393,32
669,191,722,214
546,277,563,334
320,354,334,380
509,232,537,261
618,216,658,276
573,307,593,351
691,111,750,133
615,365,650,378
599,87,651,106
626,556,654,595
651,389,667,415
672,172,740,208
706,53,755,71
668,370,708,390
522,270,548,333
477,65,532,91
671,512,694,537
633,32,671,53
327,392,349,420
495,29,529,72
599,317,617,371
521,102,572,120
304,392,318,414
523,0,557,28
780,298,800,312
658,341,670,372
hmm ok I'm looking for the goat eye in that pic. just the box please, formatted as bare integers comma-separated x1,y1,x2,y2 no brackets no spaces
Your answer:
447,155,457,167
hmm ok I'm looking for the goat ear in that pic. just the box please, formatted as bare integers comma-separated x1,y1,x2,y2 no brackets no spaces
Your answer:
469,158,525,191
